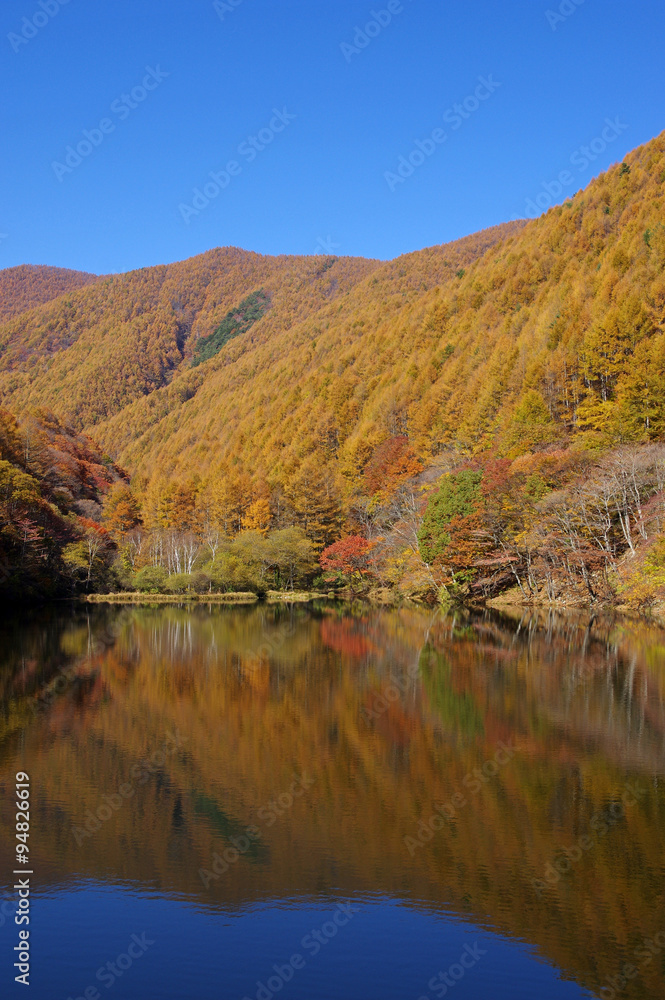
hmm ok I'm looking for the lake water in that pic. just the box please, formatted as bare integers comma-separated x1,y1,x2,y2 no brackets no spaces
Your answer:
1,603,664,999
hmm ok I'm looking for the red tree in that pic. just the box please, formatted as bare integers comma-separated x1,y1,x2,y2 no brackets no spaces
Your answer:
320,535,374,577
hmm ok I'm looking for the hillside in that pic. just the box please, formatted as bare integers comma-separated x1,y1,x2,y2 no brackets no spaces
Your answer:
0,131,664,607
91,221,526,471
94,133,665,485
0,249,379,428
0,264,99,323
0,407,126,600
2,136,664,486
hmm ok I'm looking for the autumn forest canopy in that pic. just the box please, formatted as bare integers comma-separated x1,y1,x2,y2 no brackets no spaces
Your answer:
1,131,665,609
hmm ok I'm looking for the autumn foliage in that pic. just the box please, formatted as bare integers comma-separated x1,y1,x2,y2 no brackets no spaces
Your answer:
363,435,423,498
0,264,99,323
2,132,665,605
320,536,374,579
0,407,126,599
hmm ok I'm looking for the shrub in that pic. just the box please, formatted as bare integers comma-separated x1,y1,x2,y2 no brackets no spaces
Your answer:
190,570,212,593
133,565,168,593
166,572,194,594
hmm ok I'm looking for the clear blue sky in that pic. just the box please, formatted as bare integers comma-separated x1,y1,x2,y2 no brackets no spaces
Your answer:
1,0,662,273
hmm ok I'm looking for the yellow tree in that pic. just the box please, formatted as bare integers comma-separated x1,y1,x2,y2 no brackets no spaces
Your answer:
614,333,665,441
286,455,342,550
242,497,271,534
103,483,141,537
205,468,252,535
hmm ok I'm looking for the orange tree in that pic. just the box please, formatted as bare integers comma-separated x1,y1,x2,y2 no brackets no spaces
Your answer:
320,535,375,587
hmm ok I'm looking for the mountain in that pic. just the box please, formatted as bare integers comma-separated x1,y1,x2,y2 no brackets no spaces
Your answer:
2,136,664,483
0,265,99,323
0,131,664,607
0,222,527,492
0,249,378,429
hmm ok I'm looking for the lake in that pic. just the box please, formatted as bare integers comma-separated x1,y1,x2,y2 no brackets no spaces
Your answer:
1,603,664,999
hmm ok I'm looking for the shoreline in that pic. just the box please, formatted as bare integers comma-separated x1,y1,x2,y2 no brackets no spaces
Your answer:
485,590,665,629
81,590,335,605
25,589,665,629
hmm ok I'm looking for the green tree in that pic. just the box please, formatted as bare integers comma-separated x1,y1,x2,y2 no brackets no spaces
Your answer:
418,470,483,566
266,527,316,589
134,565,169,592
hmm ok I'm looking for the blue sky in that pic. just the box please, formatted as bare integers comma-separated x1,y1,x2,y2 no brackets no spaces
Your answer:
0,0,663,273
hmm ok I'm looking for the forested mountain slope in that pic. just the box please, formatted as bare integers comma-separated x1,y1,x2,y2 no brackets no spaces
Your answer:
0,265,99,323
0,407,126,599
89,221,525,473
90,131,665,491
0,249,379,428
2,132,660,492
0,131,664,608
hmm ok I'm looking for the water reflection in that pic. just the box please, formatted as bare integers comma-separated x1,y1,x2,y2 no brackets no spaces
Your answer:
0,603,664,999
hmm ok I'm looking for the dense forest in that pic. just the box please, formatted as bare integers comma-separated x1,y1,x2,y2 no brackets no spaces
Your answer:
0,407,125,599
0,264,99,323
1,131,665,612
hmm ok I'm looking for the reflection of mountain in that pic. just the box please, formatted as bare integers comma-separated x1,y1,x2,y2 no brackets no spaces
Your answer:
1,605,664,999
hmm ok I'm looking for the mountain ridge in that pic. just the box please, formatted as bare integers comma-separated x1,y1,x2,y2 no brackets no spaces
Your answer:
1,131,665,607
0,221,528,463
0,264,100,323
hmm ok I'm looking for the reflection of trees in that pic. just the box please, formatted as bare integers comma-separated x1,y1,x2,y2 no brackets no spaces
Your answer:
418,646,484,739
0,605,664,1000
0,607,115,751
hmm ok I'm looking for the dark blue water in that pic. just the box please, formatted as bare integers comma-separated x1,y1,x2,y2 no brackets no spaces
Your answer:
8,888,594,999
